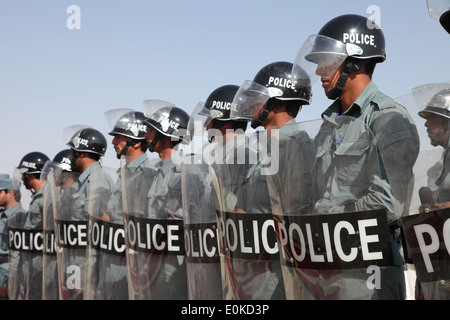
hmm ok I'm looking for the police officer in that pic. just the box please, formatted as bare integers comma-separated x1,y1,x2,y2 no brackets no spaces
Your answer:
0,174,26,300
15,151,50,300
293,14,420,299
185,85,250,300
417,85,450,208
105,109,156,223
140,101,190,299
58,127,113,300
41,149,73,300
232,61,315,214
412,83,450,300
229,61,314,300
87,109,156,300
65,127,113,221
427,0,450,34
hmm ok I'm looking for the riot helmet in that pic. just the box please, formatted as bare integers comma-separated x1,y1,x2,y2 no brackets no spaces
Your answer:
17,151,50,189
105,108,149,158
293,14,385,100
205,85,241,122
232,61,312,129
18,151,50,175
192,85,248,142
66,127,107,156
415,83,450,120
427,0,450,34
142,100,190,152
41,149,73,185
52,149,72,172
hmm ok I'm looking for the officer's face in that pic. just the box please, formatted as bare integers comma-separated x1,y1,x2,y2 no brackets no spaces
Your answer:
145,126,157,145
112,134,127,156
318,62,344,95
424,113,449,147
0,190,8,207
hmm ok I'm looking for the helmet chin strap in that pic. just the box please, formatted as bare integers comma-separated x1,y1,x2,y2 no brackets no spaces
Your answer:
118,138,137,159
325,60,355,100
251,103,275,129
148,131,164,153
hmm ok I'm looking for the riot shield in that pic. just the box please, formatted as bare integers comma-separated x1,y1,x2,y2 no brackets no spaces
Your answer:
401,208,450,300
41,164,62,300
7,174,27,300
181,152,222,300
53,160,114,300
85,165,125,300
122,153,189,300
398,83,450,299
210,129,287,300
12,170,48,300
265,117,401,300
53,167,84,300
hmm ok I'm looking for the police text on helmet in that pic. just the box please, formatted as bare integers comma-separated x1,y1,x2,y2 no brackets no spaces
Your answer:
21,161,37,170
211,100,231,110
342,32,375,47
267,76,296,90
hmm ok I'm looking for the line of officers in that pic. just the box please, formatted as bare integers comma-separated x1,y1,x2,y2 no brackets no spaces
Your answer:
1,9,450,300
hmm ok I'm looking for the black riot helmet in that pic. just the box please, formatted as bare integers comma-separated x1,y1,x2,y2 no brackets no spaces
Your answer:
191,85,248,142
204,85,248,130
232,61,311,129
142,100,190,151
204,85,240,121
253,61,312,103
17,151,50,190
18,151,50,175
52,149,72,172
40,149,73,183
294,14,385,100
107,110,148,140
106,109,149,158
427,0,450,34
66,127,107,156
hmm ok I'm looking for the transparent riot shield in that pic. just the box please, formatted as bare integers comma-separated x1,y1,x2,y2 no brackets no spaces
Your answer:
7,174,27,300
122,153,191,300
12,168,48,300
264,117,400,300
85,165,124,300
181,152,222,300
54,166,89,300
41,163,62,300
210,129,287,300
398,83,450,300
401,208,450,300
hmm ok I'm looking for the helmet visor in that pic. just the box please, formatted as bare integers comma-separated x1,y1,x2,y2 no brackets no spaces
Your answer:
413,83,450,119
187,102,210,138
142,99,176,131
427,0,450,20
294,35,350,80
63,125,91,146
230,80,281,121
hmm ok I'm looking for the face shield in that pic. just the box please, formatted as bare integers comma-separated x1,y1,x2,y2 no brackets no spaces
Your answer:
427,0,450,20
12,167,27,189
187,102,210,140
293,34,363,81
142,99,176,133
230,80,283,121
63,124,92,147
104,108,135,135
